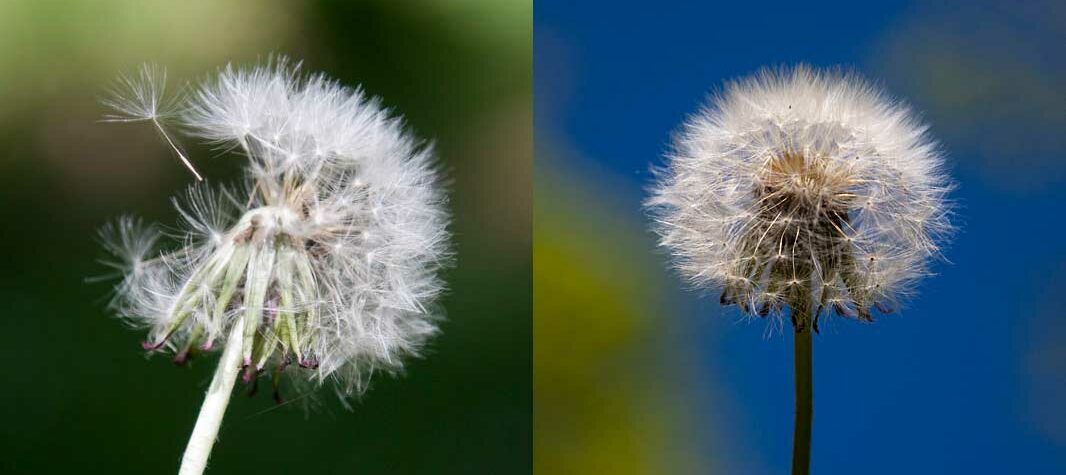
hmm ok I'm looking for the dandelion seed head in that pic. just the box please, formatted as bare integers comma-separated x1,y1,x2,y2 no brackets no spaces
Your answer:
101,58,451,398
647,66,953,326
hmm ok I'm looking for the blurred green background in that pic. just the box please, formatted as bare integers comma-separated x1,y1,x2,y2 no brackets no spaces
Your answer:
0,1,530,473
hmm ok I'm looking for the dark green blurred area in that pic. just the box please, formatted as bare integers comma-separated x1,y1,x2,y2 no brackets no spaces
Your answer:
0,1,530,473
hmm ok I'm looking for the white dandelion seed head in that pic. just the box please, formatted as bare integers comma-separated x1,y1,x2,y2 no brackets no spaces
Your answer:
646,65,953,326
101,58,451,399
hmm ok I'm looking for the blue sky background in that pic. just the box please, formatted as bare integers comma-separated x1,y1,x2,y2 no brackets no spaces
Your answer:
536,1,1066,473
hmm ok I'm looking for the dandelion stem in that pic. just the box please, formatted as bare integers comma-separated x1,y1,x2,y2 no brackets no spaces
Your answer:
179,318,245,475
791,325,813,475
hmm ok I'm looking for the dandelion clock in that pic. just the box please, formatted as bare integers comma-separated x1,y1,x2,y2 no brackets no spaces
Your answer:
99,59,451,474
646,66,952,474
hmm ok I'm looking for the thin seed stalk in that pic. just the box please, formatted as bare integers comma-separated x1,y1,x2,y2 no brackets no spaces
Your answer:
178,318,245,475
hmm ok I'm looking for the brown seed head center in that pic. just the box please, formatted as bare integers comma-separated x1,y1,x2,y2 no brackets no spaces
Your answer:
760,151,855,212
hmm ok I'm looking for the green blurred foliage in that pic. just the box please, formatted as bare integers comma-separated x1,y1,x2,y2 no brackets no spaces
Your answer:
0,1,530,473
534,157,711,474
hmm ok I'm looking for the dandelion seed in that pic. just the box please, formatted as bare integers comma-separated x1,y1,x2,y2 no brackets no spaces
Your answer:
102,64,203,181
646,65,953,474
100,58,451,474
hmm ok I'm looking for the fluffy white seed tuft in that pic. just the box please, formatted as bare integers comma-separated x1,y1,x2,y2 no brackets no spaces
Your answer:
647,66,952,327
101,59,451,399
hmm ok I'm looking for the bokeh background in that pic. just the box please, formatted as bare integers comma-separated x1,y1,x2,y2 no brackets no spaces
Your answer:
0,1,530,473
536,0,1066,473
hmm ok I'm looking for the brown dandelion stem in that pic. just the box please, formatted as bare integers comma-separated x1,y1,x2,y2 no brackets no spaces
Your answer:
791,313,813,475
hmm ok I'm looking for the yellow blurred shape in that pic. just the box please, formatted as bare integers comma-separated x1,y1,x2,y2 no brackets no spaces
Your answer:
534,163,703,473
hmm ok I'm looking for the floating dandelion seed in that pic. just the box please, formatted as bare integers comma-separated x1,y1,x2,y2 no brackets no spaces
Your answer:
646,66,953,474
102,63,203,181
99,59,451,474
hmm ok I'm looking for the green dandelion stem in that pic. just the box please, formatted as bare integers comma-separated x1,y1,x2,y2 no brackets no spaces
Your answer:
791,306,813,475
178,318,245,475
